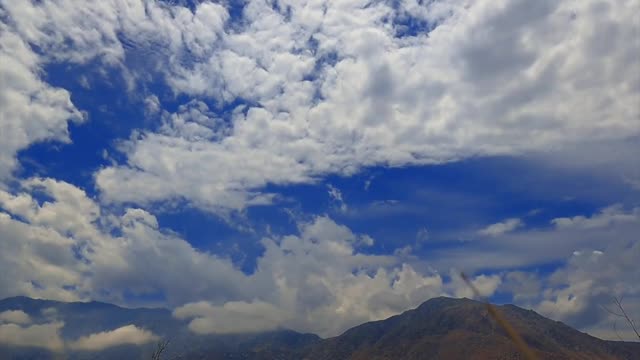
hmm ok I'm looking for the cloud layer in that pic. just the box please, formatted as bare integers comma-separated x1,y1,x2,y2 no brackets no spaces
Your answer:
1,177,637,338
0,178,459,336
0,313,157,353
96,0,639,211
2,0,637,210
68,325,159,351
0,310,31,325
0,321,65,352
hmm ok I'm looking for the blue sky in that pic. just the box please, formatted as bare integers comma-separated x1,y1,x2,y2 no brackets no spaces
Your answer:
0,0,639,342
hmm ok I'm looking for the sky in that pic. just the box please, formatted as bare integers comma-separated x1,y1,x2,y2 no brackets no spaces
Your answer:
0,0,639,343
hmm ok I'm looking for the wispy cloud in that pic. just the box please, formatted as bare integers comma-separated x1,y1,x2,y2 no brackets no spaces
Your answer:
478,218,523,237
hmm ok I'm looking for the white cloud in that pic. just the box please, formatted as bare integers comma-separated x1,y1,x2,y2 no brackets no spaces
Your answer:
0,321,159,352
0,321,64,351
428,205,640,271
471,207,640,340
174,300,289,334
551,204,640,230
327,184,347,212
2,177,633,339
0,310,31,325
0,0,231,181
0,177,249,304
478,218,523,237
0,178,456,337
144,95,161,116
0,209,85,302
416,227,429,243
501,271,542,302
0,22,83,180
535,241,640,331
175,261,446,337
449,272,502,299
95,105,312,211
2,0,632,211
68,325,159,351
199,215,445,337
1,0,228,66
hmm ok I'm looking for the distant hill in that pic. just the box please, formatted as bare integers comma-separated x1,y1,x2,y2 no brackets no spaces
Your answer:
0,296,638,359
0,296,318,360
302,297,640,360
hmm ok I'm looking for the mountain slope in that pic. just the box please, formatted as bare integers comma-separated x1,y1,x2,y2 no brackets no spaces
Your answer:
0,296,178,339
0,296,319,360
302,297,640,360
0,296,638,359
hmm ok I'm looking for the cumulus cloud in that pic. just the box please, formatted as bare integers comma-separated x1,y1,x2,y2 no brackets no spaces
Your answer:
96,0,639,211
535,240,640,331
449,273,502,299
68,325,159,351
0,177,497,337
3,0,633,211
0,22,83,180
0,310,31,325
0,320,158,351
0,0,229,181
174,300,289,334
2,177,633,338
1,0,227,65
478,218,523,237
467,207,640,340
0,321,64,351
494,238,640,342
0,177,248,304
176,215,448,337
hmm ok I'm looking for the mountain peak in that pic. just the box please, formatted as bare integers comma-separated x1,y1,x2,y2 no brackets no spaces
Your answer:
1,296,638,359
417,295,477,307
304,297,640,360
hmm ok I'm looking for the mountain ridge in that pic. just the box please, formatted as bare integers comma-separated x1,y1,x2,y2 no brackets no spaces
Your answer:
301,296,640,360
1,296,638,359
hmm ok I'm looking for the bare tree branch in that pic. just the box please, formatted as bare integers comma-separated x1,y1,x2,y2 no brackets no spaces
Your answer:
603,297,640,341
601,304,624,318
612,297,640,340
151,339,170,360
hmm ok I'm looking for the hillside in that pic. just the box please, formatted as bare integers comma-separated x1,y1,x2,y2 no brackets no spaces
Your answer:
0,296,318,360
0,296,638,359
302,297,640,360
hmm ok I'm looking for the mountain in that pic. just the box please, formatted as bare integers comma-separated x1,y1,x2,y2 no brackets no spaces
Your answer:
0,296,638,359
302,297,640,360
0,296,177,339
0,296,318,360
